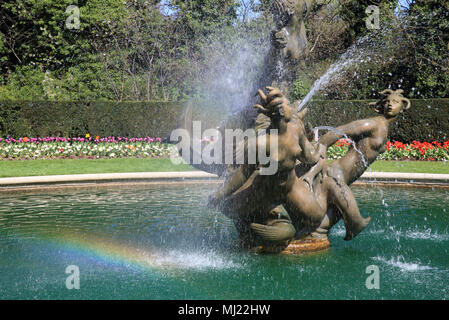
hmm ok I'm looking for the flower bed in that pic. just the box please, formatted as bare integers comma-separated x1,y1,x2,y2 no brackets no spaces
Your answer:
0,136,174,159
1,136,448,161
328,139,449,161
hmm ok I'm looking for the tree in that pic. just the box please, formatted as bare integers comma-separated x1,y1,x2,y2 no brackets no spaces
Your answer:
403,0,449,98
0,0,129,100
337,0,398,46
297,0,449,99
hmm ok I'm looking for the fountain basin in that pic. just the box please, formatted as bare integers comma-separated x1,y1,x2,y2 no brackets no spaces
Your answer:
0,183,448,299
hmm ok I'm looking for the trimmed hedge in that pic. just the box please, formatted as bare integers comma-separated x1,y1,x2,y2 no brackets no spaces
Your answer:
0,99,448,142
0,101,186,139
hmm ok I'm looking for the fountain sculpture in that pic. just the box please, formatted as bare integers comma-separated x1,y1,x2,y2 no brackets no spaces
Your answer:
206,87,411,253
174,1,411,254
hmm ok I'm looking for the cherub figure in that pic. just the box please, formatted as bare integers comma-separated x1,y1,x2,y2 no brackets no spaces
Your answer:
315,89,412,234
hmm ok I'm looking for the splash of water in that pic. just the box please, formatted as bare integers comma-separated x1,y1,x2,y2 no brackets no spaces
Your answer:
192,26,271,115
43,232,240,272
297,35,374,111
405,229,448,242
313,125,368,168
372,256,435,272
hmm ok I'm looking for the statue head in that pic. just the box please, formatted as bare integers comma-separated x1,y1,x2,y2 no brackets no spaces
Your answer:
270,0,315,60
271,0,295,27
271,0,314,28
371,89,411,118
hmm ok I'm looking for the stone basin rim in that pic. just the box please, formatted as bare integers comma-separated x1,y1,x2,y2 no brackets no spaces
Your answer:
0,171,448,192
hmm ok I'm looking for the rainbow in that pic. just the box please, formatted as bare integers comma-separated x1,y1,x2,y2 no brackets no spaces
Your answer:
35,230,238,272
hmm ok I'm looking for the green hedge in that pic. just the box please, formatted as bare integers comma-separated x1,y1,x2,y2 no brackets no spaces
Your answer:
0,99,448,142
304,99,449,143
0,101,186,138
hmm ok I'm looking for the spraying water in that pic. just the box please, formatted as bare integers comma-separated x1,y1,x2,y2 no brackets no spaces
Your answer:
298,35,376,111
313,125,368,168
192,26,272,116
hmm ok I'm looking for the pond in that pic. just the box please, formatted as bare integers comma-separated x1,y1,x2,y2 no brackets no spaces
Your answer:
0,183,448,299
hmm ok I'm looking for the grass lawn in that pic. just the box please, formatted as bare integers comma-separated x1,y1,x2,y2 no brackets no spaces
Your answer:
368,160,449,174
0,158,196,178
0,158,448,178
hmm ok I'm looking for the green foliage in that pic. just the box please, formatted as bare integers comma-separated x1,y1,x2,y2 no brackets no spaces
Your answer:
289,76,312,101
170,0,239,39
316,0,449,99
0,0,447,102
0,0,127,72
0,99,225,138
0,0,255,102
1,66,47,100
337,0,398,45
0,100,183,138
0,62,117,101
404,0,449,98
0,0,129,100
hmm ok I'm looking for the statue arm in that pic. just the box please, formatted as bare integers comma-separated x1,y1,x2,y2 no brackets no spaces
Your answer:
319,119,377,148
210,134,260,202
297,128,322,164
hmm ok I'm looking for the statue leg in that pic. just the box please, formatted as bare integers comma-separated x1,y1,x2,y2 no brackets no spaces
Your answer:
322,176,371,240
314,204,342,235
284,178,327,226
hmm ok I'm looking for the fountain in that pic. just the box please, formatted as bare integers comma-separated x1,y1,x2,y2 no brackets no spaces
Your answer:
180,87,412,254
174,1,413,254
1,0,447,301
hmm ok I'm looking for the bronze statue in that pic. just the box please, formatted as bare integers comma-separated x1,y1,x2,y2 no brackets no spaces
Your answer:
220,0,321,134
268,91,408,240
176,86,410,252
271,0,312,60
250,0,313,122
208,87,376,249
196,88,408,253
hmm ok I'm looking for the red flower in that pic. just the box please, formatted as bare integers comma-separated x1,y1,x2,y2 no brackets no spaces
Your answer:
393,141,405,150
336,139,351,147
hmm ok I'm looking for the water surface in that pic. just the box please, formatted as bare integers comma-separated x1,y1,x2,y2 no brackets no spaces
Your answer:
0,183,448,299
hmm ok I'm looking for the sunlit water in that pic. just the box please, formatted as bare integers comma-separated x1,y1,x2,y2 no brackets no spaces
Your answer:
0,184,448,299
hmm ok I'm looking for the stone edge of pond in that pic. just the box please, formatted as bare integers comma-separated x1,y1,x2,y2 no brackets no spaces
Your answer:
0,171,449,191
354,172,449,189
